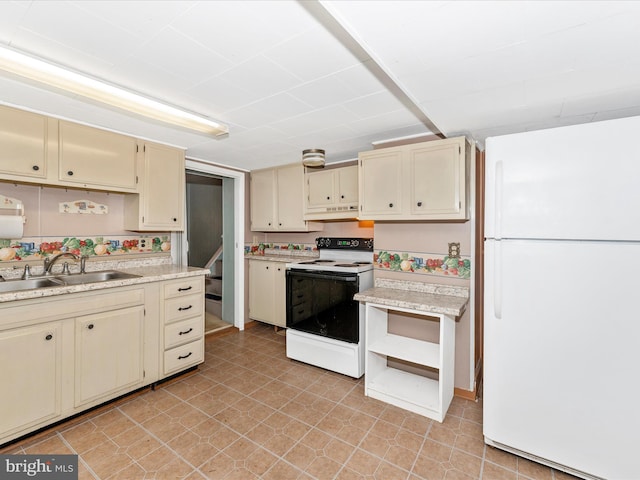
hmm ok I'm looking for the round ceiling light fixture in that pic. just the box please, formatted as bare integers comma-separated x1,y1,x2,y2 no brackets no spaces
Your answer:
302,149,325,167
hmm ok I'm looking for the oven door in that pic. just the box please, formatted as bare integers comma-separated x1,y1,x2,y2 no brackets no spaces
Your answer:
286,269,360,343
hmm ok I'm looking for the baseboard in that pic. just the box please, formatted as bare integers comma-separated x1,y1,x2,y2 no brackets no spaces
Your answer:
454,387,477,401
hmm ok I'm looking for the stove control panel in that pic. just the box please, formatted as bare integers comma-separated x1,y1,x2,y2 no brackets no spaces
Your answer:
316,237,373,251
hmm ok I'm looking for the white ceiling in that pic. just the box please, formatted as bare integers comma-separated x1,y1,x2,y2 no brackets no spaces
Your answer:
2,1,640,171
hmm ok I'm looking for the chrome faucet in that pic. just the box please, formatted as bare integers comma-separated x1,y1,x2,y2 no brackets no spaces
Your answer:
44,252,87,275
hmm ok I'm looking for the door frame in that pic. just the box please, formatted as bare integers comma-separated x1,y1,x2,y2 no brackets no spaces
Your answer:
179,159,246,330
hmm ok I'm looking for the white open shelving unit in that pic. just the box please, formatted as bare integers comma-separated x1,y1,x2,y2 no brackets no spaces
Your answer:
364,302,456,422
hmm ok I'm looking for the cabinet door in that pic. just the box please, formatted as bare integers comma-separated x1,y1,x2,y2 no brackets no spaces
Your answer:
410,139,465,218
59,121,137,191
276,164,307,230
306,169,335,208
249,261,275,324
337,165,358,205
0,322,62,437
0,105,49,179
359,148,403,217
141,142,185,230
273,264,286,328
250,169,276,231
75,305,144,406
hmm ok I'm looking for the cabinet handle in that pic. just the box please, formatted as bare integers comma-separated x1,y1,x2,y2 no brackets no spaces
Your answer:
266,266,269,270
326,196,330,200
172,218,177,222
67,170,74,176
388,203,394,208
178,286,192,292
178,352,193,360
45,334,53,341
417,201,422,207
32,165,40,171
178,305,193,311
179,328,193,335
341,195,344,199
87,324,94,330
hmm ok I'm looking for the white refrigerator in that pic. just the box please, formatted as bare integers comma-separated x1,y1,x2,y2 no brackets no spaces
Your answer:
483,116,640,480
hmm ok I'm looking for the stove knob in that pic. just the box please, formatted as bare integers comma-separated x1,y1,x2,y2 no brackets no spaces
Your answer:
352,240,359,247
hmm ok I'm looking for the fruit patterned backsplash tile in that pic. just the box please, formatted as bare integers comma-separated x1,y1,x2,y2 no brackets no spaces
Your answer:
245,243,315,255
0,235,171,262
375,250,471,279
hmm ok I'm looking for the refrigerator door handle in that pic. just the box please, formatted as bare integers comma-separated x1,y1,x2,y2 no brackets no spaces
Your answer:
495,160,503,240
494,241,502,319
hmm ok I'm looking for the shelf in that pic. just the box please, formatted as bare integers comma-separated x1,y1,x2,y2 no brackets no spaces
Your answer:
366,366,442,420
368,333,440,369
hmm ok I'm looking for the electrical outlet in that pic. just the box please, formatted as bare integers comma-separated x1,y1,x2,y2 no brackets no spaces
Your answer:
448,242,460,258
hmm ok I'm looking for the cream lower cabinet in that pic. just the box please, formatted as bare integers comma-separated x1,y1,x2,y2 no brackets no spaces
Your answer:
75,305,145,407
359,136,469,221
161,276,205,376
249,260,286,328
0,284,150,445
124,142,186,231
0,321,66,441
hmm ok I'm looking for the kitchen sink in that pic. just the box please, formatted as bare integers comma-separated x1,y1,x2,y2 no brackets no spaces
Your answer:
0,277,66,293
52,270,142,285
0,270,142,293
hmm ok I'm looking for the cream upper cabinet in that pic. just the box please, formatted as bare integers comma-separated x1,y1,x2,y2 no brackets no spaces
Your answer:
359,137,469,221
0,105,52,181
359,148,403,217
124,142,185,231
75,304,145,407
58,121,137,192
0,321,64,439
409,139,466,218
249,260,286,328
250,163,323,232
304,165,359,220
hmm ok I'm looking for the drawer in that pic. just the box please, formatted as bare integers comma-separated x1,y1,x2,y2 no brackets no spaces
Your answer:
164,338,204,375
164,316,204,349
163,277,203,299
164,294,203,324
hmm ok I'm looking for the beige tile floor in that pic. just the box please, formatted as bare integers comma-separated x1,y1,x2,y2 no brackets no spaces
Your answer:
2,323,580,479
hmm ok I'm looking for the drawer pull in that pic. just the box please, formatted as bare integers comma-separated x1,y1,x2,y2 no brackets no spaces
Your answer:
179,328,193,335
178,305,193,311
178,352,193,360
178,286,193,292
45,334,53,341
33,165,40,171
87,324,94,330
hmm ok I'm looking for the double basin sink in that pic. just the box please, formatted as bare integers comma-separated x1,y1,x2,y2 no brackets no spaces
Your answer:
0,270,142,294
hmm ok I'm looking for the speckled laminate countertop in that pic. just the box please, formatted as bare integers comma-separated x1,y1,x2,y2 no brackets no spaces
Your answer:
245,249,318,263
354,278,469,317
0,264,208,303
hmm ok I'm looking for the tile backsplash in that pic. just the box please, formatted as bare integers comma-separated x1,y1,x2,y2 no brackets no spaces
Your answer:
0,235,170,262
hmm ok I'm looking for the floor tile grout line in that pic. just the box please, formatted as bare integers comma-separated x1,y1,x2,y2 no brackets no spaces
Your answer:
114,402,207,478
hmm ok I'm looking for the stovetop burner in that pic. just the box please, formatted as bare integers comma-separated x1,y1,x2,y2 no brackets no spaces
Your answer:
286,237,374,273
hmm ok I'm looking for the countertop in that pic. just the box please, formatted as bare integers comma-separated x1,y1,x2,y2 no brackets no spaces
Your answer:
0,264,208,303
354,278,469,317
245,249,318,263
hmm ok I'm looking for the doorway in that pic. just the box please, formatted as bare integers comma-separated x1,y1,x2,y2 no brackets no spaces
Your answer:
178,159,246,331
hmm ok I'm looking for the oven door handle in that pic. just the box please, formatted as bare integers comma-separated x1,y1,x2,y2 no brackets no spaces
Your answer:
287,270,357,283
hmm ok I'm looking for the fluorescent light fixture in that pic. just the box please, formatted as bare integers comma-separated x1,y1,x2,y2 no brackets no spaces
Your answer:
0,46,228,137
